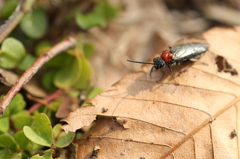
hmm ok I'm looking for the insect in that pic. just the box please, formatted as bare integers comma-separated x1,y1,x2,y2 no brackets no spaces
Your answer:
127,41,209,80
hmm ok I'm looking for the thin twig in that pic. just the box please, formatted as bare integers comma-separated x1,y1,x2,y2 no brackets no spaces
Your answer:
0,0,35,43
28,89,64,114
0,36,76,117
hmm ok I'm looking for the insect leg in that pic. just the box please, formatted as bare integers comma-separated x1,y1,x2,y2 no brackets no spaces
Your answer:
166,64,172,72
150,66,155,79
150,67,166,82
166,64,178,84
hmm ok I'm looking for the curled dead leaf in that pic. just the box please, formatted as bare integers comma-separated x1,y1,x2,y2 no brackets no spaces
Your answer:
62,26,240,158
61,105,97,133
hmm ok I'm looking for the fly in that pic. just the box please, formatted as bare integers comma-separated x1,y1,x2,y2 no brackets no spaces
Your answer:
127,41,209,80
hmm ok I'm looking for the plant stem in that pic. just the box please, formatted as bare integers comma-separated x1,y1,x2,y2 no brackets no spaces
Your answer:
28,89,64,114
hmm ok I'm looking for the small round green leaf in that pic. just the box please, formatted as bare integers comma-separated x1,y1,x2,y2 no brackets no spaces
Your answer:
52,124,75,148
20,9,48,39
0,38,26,69
14,131,30,150
12,111,34,130
83,43,95,59
72,55,91,89
35,41,52,56
23,113,53,146
75,2,118,29
0,0,18,18
3,93,26,116
0,149,13,158
23,126,52,147
31,149,52,159
44,53,72,68
42,70,57,91
76,12,106,29
8,153,22,159
15,131,43,155
87,87,103,99
53,55,81,89
17,54,36,70
35,114,52,139
0,151,22,159
0,117,9,132
0,134,18,150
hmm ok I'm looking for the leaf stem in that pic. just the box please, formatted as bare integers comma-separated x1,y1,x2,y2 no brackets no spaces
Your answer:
28,89,64,114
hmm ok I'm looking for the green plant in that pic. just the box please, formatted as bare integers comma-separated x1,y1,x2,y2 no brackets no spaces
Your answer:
0,0,117,158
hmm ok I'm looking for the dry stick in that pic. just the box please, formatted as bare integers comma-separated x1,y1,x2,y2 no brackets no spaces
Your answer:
0,0,35,43
160,96,240,159
0,36,76,117
28,89,64,114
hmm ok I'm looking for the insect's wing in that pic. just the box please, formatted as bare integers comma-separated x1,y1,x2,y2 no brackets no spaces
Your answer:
171,43,209,61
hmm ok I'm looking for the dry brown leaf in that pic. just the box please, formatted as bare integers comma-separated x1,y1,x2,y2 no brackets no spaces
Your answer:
62,105,97,132
62,26,240,159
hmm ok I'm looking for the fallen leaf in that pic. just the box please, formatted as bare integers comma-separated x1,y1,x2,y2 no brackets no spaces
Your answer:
62,26,240,158
62,105,97,133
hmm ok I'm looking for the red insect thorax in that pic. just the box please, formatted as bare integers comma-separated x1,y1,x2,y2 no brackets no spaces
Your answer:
161,50,173,63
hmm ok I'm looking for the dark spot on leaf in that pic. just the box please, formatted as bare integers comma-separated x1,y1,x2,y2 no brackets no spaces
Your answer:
230,129,238,139
215,55,238,76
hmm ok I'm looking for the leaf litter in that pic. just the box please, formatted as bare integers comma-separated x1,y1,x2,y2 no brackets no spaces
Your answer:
62,26,240,158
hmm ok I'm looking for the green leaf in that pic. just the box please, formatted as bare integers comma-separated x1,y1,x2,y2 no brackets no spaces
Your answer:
75,2,118,29
11,153,22,159
0,38,26,69
14,131,30,150
17,54,36,70
87,88,103,99
35,41,52,56
0,116,9,132
0,149,13,158
20,8,48,39
0,152,22,159
42,70,57,91
83,43,95,59
76,12,106,29
2,93,26,117
12,111,34,130
0,0,18,18
72,55,91,89
44,53,73,68
31,149,52,159
23,113,53,146
15,131,43,155
53,53,91,89
0,134,18,150
53,55,81,89
52,124,75,148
